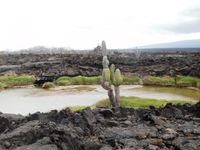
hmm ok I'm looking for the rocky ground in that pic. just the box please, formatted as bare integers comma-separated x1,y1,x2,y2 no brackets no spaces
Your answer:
0,102,199,150
0,52,200,81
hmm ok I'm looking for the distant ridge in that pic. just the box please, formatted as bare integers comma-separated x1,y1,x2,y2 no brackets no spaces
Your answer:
139,39,200,49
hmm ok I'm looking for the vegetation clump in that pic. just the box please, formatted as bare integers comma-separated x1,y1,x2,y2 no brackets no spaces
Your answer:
143,76,175,86
42,82,55,89
176,75,200,87
55,76,102,85
123,76,141,85
72,86,96,91
0,75,35,88
95,96,195,108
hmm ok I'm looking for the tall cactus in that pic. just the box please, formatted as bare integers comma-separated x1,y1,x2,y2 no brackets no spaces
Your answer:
100,41,123,108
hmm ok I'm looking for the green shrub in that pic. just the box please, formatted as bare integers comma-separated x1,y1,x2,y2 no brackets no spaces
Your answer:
176,76,200,87
123,76,141,85
42,82,55,89
143,76,175,86
55,76,102,85
0,75,35,87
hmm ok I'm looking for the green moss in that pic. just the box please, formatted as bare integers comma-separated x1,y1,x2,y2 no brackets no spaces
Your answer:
176,75,200,87
123,76,141,85
0,75,35,88
95,96,195,108
55,76,102,85
42,82,55,89
143,76,175,86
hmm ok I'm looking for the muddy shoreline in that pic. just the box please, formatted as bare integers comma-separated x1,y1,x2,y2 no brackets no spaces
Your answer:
0,102,199,150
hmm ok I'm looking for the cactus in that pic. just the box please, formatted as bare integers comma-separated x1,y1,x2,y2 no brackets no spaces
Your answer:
100,41,123,108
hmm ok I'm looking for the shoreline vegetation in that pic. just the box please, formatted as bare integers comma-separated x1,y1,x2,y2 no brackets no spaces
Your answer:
0,75,199,111
0,74,200,90
68,96,198,112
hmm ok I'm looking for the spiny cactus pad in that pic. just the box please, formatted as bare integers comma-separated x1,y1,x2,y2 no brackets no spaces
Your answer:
110,64,115,83
104,68,111,82
113,69,123,86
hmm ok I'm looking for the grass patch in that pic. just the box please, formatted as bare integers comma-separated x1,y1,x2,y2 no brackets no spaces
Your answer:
72,86,96,91
123,76,141,85
42,82,56,89
67,106,91,111
67,106,96,111
55,76,102,85
176,75,200,88
0,75,35,88
143,76,175,86
95,96,195,108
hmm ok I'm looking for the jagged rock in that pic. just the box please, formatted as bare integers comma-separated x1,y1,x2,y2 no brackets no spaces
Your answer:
0,116,10,134
0,103,199,149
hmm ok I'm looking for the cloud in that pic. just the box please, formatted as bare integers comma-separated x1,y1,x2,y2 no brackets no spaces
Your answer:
183,7,200,17
163,19,200,34
159,6,200,34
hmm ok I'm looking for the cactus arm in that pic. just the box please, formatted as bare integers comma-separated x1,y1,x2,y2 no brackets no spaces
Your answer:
113,69,123,86
102,56,109,68
110,64,115,83
102,40,107,56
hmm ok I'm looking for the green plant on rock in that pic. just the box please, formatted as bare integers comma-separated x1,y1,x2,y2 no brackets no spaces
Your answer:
100,41,123,108
42,82,55,89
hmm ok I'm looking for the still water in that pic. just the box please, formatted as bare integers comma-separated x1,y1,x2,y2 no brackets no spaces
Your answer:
0,85,199,115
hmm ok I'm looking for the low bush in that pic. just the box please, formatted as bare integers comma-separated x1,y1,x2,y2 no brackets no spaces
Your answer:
123,76,141,85
143,76,175,86
55,76,102,85
176,75,200,87
0,75,35,87
42,82,55,89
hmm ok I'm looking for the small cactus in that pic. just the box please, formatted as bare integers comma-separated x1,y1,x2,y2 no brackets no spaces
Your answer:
100,41,123,108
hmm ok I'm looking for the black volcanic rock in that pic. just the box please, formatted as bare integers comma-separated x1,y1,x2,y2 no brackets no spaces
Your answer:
0,52,200,82
0,102,200,150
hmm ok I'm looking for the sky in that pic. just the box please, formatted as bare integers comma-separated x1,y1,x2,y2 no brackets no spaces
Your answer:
0,0,200,50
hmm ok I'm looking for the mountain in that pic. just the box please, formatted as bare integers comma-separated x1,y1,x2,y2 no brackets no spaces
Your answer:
140,39,200,49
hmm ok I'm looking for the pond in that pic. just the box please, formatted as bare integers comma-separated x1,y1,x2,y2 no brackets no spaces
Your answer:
0,85,199,115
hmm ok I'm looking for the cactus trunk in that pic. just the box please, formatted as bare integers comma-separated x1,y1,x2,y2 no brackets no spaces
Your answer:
114,86,120,107
108,88,116,107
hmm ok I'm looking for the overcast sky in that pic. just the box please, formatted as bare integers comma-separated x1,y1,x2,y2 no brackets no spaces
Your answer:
0,0,200,50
